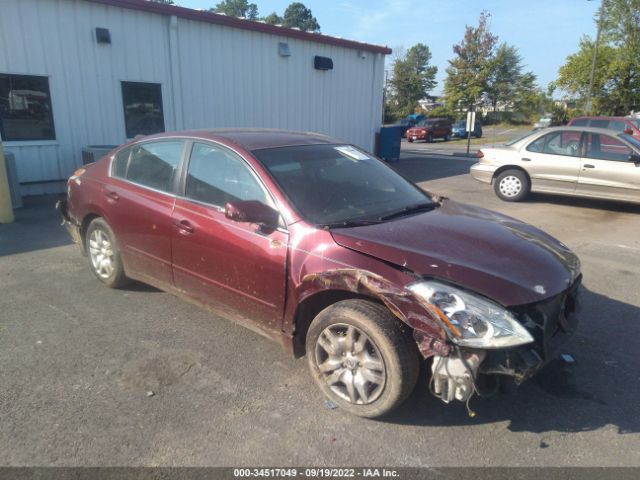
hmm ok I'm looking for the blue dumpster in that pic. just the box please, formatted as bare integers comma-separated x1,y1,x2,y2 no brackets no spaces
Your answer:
377,126,402,162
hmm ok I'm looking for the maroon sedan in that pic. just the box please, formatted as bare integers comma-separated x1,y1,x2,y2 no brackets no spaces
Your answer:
58,129,582,418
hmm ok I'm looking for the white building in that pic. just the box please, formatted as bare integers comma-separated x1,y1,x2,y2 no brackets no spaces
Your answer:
0,0,390,196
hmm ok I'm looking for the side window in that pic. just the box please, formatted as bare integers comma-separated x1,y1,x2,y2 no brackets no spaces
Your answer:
585,134,631,162
526,134,548,153
186,143,268,207
125,141,184,192
590,119,609,129
571,118,588,127
609,121,627,132
111,148,130,178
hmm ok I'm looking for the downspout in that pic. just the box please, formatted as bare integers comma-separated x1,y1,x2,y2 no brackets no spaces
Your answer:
169,15,184,130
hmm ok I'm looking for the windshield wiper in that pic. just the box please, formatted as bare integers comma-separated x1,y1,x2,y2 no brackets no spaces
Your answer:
377,202,435,221
321,218,383,229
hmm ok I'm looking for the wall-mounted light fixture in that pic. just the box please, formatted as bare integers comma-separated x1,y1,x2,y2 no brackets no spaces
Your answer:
278,42,291,57
95,27,111,44
314,56,333,71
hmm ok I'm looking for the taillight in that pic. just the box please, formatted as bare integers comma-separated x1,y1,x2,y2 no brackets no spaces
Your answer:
476,151,484,159
72,168,86,178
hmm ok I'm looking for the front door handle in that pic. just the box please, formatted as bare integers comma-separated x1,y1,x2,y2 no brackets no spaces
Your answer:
105,191,119,202
521,157,532,162
583,164,595,169
175,220,194,234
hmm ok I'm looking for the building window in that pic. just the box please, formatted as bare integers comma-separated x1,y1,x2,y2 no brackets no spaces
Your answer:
0,74,56,141
121,82,165,139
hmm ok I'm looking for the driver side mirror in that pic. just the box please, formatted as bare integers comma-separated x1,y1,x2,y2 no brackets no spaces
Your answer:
629,152,640,166
624,127,633,135
225,200,280,228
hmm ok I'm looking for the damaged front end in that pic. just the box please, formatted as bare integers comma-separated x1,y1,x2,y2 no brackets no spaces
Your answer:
414,276,582,410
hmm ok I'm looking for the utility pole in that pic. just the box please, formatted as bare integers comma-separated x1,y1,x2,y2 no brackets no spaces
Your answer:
585,0,605,114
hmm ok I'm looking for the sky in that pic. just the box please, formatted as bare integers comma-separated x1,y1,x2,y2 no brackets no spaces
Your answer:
177,0,601,96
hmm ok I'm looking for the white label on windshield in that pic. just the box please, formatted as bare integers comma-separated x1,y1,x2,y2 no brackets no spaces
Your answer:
334,146,370,161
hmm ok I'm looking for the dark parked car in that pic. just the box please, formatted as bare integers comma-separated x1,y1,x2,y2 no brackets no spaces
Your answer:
58,129,582,418
406,118,452,143
452,120,483,139
568,116,640,141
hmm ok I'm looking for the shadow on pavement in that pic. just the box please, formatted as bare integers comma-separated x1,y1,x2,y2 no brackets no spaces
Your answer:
383,286,640,435
0,194,70,256
526,193,640,214
391,154,475,184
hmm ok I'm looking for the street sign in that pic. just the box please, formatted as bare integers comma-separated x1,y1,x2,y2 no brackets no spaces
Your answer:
466,111,476,133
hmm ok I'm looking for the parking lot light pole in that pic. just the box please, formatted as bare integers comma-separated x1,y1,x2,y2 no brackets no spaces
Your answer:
585,0,605,114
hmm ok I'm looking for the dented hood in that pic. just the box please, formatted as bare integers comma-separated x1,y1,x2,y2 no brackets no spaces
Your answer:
330,200,580,306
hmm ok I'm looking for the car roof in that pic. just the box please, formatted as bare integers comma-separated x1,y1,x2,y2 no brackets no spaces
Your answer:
571,116,631,121
539,126,630,135
137,128,341,151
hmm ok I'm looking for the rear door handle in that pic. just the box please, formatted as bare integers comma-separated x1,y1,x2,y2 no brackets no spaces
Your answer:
521,157,532,162
105,191,119,202
583,164,595,169
175,220,194,234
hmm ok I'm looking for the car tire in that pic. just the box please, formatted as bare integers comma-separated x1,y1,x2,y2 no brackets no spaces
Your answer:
408,138,414,143
427,132,433,143
444,134,450,142
494,169,530,202
86,217,129,288
306,299,419,418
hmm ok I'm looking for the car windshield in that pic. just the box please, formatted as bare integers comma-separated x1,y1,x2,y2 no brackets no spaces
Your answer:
630,119,640,129
416,120,436,126
453,121,465,128
253,144,433,226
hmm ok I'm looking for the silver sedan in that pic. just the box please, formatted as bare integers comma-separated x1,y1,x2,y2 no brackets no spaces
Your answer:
471,126,640,204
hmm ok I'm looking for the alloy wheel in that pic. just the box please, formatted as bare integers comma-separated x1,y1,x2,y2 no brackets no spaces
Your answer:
314,323,386,405
89,229,115,279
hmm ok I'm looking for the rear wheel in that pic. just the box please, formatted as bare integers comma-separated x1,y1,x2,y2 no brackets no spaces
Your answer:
494,169,530,202
86,218,129,288
407,138,414,143
444,134,450,142
306,300,419,418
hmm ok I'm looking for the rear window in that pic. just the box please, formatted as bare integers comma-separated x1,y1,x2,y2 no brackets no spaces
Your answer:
571,118,588,127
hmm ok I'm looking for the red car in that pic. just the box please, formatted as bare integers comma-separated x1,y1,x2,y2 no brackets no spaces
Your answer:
58,129,582,417
406,118,453,143
568,116,640,140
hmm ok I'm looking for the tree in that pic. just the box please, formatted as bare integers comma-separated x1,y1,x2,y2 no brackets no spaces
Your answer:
262,12,283,25
211,0,258,20
281,2,320,32
553,0,640,115
443,11,498,111
387,44,438,119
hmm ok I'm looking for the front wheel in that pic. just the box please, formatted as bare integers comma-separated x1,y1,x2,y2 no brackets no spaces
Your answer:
86,217,129,288
426,132,433,143
494,169,530,202
306,300,419,418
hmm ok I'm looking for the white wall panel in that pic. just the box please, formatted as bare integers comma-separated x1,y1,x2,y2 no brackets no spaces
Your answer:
0,0,385,195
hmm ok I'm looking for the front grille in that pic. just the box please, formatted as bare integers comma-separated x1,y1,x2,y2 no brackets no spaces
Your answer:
513,275,582,361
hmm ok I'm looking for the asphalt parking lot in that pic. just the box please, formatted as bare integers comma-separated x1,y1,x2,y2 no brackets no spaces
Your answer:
1,153,639,467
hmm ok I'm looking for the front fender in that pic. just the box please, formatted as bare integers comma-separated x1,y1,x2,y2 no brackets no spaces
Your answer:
297,269,451,358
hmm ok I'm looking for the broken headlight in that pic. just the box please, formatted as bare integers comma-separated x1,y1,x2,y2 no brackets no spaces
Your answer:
407,280,534,349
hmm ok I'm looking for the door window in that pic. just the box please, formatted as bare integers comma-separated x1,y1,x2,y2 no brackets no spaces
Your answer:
185,143,269,207
584,134,632,162
526,131,580,156
609,121,628,133
125,141,184,192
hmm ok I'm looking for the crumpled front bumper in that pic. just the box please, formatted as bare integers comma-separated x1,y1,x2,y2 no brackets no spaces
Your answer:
479,276,582,384
56,199,85,254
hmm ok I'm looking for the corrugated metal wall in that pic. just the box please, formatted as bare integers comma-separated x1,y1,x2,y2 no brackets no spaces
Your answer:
0,0,385,196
